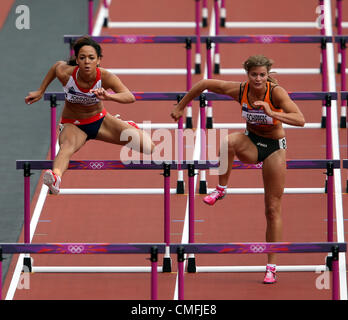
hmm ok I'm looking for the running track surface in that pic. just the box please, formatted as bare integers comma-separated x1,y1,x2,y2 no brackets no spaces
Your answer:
2,0,348,300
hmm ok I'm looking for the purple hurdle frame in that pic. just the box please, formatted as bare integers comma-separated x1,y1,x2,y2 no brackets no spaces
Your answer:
0,243,164,300
196,92,336,249
203,35,332,127
1,242,345,300
16,160,220,271
16,160,184,273
172,242,346,300
185,160,340,248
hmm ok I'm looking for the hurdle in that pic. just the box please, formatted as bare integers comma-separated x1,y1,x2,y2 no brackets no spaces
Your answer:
1,242,345,300
0,243,165,300
184,159,341,273
92,0,204,73
218,0,323,29
174,242,346,300
194,91,337,200
15,160,219,274
64,35,195,129
201,35,332,130
335,37,348,127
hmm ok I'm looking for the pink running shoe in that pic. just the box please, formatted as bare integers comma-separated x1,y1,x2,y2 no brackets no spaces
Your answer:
263,265,277,284
43,169,61,195
203,186,226,205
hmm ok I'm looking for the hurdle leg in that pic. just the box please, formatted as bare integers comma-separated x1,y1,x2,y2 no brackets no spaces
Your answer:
331,246,339,300
214,0,220,74
151,246,158,300
50,95,57,160
177,246,185,300
326,161,334,242
320,38,328,128
163,164,172,272
24,163,31,244
339,39,346,128
199,94,208,194
103,0,109,27
176,95,185,194
23,163,33,272
185,38,193,129
206,39,214,129
220,0,226,27
202,0,208,27
195,0,201,74
187,165,196,273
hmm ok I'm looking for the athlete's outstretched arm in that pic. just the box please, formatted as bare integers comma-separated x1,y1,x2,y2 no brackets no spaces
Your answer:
170,79,239,121
25,61,67,105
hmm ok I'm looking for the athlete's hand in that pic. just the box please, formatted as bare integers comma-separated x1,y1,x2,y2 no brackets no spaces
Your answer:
25,91,43,105
90,88,109,100
254,101,273,117
170,104,185,122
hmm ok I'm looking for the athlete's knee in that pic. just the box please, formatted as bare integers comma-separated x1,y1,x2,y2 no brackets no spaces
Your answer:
142,139,155,155
58,142,77,156
225,133,242,152
264,197,282,221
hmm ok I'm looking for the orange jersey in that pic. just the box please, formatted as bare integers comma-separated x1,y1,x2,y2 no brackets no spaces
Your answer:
240,81,283,126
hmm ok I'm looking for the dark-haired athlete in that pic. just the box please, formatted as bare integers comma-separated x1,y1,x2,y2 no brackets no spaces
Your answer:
26,36,154,195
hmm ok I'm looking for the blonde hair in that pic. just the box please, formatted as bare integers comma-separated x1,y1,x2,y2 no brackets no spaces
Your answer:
243,55,278,84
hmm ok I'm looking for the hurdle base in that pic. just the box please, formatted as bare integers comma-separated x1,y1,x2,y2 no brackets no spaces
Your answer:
206,117,213,129
176,180,185,194
199,180,207,194
103,17,108,27
214,63,220,74
195,63,201,74
185,116,193,129
321,116,326,128
220,18,226,27
202,17,208,28
340,116,346,128
326,253,333,271
187,257,196,273
22,256,33,273
162,257,172,273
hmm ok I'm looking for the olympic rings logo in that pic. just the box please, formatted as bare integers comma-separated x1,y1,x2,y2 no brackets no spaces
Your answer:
256,162,263,169
68,245,85,254
124,36,137,43
259,36,274,44
249,244,266,253
89,162,104,170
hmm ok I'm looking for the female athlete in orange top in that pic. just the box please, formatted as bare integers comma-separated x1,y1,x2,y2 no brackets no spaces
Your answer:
171,55,305,284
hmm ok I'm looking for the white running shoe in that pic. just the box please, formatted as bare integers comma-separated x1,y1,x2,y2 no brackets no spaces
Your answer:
43,169,61,195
